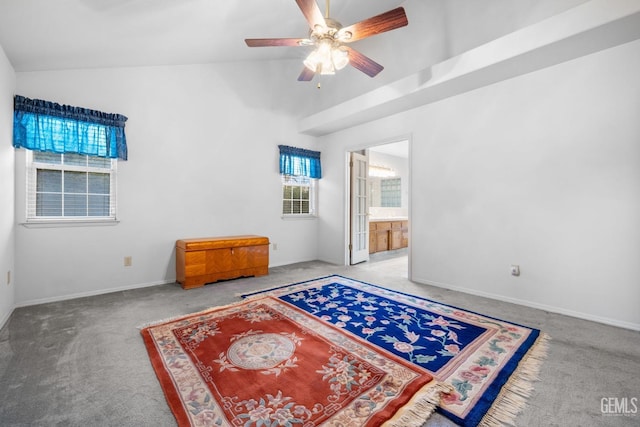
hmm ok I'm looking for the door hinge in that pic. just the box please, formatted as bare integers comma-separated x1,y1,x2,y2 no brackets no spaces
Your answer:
348,244,353,251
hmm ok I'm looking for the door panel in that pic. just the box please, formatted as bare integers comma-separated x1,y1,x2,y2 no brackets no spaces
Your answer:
350,152,369,264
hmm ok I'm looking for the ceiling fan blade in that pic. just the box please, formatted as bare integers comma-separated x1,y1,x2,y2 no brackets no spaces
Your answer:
346,47,384,78
298,67,315,81
340,7,408,42
245,38,309,47
295,0,326,29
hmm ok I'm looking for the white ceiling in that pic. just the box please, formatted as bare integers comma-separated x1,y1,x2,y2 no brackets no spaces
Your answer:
0,0,406,72
0,0,603,120
369,140,408,158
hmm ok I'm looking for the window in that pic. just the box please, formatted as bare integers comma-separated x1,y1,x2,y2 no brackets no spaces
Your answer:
13,95,127,224
278,145,321,217
27,151,117,221
282,175,317,216
380,177,401,207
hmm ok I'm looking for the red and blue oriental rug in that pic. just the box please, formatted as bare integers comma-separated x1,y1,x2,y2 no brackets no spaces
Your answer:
241,275,549,427
141,292,450,426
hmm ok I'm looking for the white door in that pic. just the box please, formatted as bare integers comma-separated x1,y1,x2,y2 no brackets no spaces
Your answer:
350,152,369,264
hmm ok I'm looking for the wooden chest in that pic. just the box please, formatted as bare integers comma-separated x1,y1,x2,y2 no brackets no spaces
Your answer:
176,235,269,289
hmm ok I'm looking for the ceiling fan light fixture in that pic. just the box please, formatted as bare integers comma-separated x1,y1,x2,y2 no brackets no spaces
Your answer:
303,40,349,76
304,50,334,75
331,45,349,70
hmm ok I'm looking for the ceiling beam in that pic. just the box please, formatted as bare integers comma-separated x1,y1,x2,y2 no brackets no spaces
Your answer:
298,0,640,136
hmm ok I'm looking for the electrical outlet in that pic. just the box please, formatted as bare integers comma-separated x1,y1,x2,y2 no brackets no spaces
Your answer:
510,265,520,277
272,243,278,250
124,256,132,267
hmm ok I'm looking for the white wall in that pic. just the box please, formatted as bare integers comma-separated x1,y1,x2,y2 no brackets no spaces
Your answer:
317,39,640,330
14,61,320,305
0,44,16,328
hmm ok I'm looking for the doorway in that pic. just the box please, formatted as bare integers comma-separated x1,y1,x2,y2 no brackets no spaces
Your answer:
348,140,409,278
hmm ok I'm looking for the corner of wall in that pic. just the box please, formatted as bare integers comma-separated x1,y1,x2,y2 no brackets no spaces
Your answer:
0,42,16,331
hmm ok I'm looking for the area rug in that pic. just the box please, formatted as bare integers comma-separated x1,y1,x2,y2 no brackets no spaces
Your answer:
241,275,549,427
141,295,450,427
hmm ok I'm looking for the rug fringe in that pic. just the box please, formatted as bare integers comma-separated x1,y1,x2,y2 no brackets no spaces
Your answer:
137,313,192,330
235,282,297,299
478,332,551,427
233,285,287,299
236,275,341,299
383,381,454,427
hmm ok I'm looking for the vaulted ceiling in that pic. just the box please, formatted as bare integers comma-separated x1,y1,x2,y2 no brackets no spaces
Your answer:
1,0,604,120
0,0,411,71
0,0,588,73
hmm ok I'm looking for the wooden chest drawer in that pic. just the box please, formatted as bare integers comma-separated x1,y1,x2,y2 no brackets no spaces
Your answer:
176,235,269,289
184,251,207,276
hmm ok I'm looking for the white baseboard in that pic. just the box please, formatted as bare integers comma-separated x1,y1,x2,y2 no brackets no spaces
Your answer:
14,280,175,309
412,276,640,332
268,258,320,268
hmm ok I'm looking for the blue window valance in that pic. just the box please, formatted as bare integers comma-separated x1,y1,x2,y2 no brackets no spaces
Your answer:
13,95,128,160
278,145,322,179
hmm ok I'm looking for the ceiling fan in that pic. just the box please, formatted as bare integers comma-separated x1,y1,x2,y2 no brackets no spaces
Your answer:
245,0,408,81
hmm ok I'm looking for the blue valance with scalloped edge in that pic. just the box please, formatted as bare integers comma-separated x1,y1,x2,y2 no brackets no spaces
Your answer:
13,95,128,160
278,145,321,179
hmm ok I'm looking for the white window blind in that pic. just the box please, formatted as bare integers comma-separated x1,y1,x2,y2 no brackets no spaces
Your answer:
282,175,317,216
26,151,117,222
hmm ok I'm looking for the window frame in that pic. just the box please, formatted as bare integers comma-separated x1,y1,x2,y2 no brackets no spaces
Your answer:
281,174,318,219
24,150,118,226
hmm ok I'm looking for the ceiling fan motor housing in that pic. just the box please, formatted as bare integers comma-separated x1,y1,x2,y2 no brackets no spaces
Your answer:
310,18,352,44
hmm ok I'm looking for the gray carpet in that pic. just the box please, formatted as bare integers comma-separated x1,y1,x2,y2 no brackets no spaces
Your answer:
1,255,638,426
